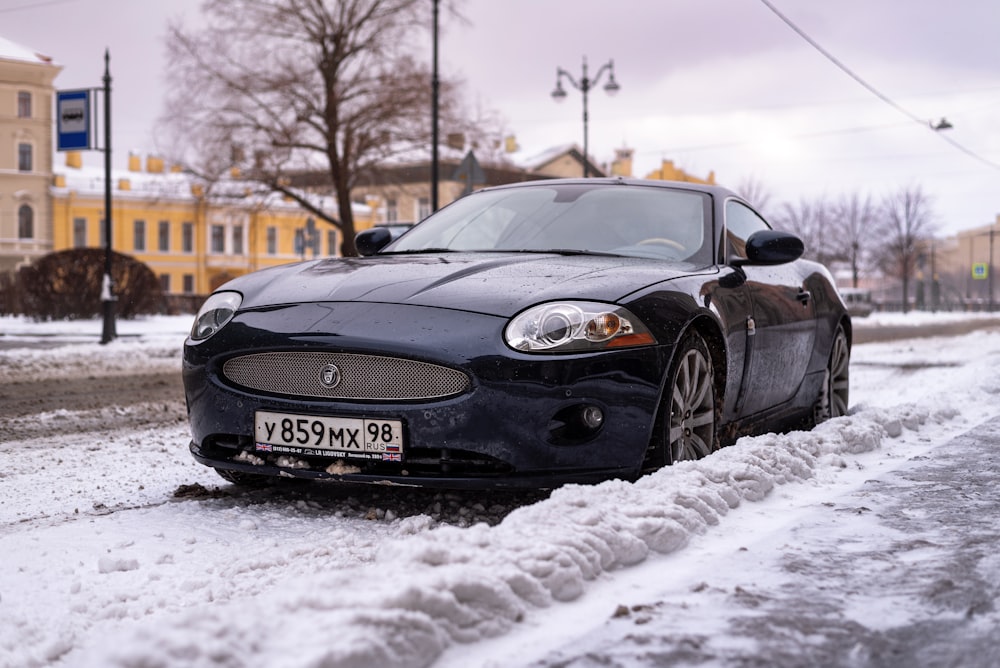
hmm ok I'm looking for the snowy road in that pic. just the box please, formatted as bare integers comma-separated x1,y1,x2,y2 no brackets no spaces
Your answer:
1,313,999,667
482,418,1000,668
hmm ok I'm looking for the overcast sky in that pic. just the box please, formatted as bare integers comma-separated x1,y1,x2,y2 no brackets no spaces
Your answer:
3,0,998,234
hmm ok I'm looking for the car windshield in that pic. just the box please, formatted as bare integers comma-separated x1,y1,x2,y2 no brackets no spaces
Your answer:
385,183,713,263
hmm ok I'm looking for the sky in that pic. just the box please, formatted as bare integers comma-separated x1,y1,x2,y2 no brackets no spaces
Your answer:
2,0,999,234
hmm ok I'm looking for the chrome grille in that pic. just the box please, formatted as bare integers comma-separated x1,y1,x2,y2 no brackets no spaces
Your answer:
222,352,470,400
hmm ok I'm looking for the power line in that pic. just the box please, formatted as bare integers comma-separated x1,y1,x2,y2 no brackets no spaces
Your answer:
758,0,1000,172
0,0,78,14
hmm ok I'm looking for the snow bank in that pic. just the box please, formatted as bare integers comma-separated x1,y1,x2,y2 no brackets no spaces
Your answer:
84,404,940,668
0,315,190,382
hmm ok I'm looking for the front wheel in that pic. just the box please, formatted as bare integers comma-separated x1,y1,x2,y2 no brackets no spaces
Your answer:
815,325,850,423
650,332,719,467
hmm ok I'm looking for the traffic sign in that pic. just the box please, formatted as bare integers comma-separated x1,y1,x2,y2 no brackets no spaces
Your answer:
56,89,91,151
972,263,988,280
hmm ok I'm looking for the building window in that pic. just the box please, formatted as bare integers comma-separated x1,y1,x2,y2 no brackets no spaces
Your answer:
417,197,431,221
311,228,321,257
99,217,107,247
232,225,244,255
386,199,398,223
328,229,338,256
159,274,171,293
133,219,146,251
17,91,31,118
210,224,225,253
182,274,194,294
182,222,193,252
18,205,34,238
266,226,277,255
18,143,32,172
73,217,87,247
158,221,170,252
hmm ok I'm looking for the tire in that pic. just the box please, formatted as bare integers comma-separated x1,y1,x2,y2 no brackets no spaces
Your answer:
652,332,719,467
815,324,850,423
214,467,270,487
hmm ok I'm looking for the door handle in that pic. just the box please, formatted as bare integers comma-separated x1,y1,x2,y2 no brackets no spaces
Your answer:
796,289,811,306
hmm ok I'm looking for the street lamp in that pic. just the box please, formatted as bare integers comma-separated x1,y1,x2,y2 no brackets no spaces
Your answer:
551,56,620,178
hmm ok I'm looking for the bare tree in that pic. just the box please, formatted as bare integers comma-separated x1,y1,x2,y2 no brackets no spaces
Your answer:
736,176,774,217
773,196,838,266
831,193,878,288
877,185,936,313
163,0,463,256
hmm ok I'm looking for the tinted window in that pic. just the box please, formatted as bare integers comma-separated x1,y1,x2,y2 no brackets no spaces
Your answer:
725,200,771,261
389,184,712,264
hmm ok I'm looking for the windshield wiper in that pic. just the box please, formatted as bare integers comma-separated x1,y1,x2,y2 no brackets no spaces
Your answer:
382,248,461,255
513,248,623,257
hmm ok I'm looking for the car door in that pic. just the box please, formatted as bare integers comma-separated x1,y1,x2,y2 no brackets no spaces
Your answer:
725,200,817,415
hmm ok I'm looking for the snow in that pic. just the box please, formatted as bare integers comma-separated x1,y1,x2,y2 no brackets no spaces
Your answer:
0,36,54,65
1,311,999,667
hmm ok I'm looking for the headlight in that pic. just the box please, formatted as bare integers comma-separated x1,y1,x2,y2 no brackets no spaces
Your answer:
505,301,656,353
190,291,242,341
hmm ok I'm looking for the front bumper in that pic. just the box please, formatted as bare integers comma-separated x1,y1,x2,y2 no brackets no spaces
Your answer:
183,302,668,489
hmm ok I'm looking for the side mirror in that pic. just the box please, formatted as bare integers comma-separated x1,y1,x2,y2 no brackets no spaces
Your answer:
740,230,804,265
355,227,393,256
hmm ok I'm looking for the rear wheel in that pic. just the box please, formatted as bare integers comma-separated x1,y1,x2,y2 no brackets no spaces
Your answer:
654,332,719,466
815,325,849,423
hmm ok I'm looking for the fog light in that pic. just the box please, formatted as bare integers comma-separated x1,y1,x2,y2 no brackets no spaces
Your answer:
548,403,607,444
580,405,604,430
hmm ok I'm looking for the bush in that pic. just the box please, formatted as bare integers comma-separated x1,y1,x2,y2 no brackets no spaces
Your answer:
17,249,165,320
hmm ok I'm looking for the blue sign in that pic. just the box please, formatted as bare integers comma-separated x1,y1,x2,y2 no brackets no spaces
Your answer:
972,263,988,280
57,89,91,150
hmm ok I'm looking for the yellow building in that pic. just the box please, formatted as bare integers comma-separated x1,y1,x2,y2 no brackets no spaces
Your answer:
0,37,61,273
643,158,716,185
52,152,368,305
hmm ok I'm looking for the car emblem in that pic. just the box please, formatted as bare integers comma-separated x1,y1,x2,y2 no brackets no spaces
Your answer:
319,363,342,389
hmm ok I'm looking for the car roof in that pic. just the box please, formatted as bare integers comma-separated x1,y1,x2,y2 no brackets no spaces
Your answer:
475,176,744,202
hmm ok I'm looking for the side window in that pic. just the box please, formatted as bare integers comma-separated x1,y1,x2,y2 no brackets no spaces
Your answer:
724,200,771,261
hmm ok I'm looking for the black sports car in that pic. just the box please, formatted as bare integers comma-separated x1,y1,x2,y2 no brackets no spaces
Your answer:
183,178,850,488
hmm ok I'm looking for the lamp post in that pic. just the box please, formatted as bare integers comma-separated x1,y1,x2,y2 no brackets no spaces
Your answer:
431,0,440,212
551,56,620,177
100,49,116,344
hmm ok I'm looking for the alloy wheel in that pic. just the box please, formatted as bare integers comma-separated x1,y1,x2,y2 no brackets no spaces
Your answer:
667,336,716,463
816,326,850,422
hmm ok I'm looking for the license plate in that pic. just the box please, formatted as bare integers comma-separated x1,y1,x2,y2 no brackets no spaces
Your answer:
254,410,404,461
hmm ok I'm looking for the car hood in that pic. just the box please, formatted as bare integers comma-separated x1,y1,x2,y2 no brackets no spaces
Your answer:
231,253,708,318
